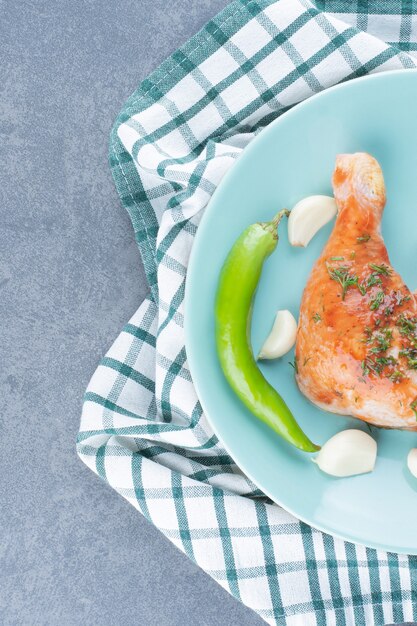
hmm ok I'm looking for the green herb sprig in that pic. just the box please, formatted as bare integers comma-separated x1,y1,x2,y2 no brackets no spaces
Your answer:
368,263,391,276
399,347,417,369
326,264,358,300
396,314,417,336
289,357,298,374
369,290,385,311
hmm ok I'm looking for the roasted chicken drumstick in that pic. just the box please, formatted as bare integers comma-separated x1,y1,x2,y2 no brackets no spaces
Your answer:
296,153,417,429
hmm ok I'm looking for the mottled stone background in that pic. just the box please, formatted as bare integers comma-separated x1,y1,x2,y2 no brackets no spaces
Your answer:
0,1,265,624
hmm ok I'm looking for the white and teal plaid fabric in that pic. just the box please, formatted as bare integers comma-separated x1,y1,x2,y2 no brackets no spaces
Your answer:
77,2,417,624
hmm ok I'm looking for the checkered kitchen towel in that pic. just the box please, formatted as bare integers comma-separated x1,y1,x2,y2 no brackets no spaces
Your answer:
77,2,417,624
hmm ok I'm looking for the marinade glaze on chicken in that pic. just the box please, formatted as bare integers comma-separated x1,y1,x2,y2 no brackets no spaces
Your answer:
296,153,417,429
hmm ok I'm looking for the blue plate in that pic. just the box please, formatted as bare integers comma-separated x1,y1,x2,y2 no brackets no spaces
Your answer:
185,69,417,554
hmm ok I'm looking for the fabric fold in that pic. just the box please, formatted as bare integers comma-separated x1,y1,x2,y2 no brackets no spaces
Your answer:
78,1,417,624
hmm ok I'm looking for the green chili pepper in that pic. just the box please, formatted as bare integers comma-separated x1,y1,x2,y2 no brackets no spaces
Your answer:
215,209,320,453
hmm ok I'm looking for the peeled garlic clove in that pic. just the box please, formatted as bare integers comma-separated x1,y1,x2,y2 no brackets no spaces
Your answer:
288,195,337,247
258,310,297,360
313,429,377,477
407,449,417,478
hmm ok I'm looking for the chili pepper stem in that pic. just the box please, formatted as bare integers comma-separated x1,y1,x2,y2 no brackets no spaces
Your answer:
272,208,290,227
263,208,290,234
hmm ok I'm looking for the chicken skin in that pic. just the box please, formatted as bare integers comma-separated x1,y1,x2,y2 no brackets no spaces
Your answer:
296,153,417,429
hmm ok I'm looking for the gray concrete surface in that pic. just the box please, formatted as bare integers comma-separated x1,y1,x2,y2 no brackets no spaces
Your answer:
1,2,415,625
0,1,264,624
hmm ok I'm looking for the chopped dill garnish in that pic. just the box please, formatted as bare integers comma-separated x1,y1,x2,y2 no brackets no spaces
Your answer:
312,313,322,323
368,263,391,276
362,352,396,378
289,357,298,374
411,399,417,419
357,234,371,243
375,328,392,351
369,290,385,311
363,326,392,354
379,330,392,349
357,282,367,296
357,272,382,296
375,356,396,368
399,347,417,369
390,371,404,383
327,264,358,300
350,251,356,260
394,291,411,307
367,273,383,289
396,314,416,335
329,256,345,261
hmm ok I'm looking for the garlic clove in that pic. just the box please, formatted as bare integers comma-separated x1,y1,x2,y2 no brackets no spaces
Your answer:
312,429,377,478
258,310,297,360
407,448,417,478
288,195,337,247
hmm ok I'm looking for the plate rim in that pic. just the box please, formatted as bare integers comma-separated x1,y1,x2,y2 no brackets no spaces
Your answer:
185,68,417,554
